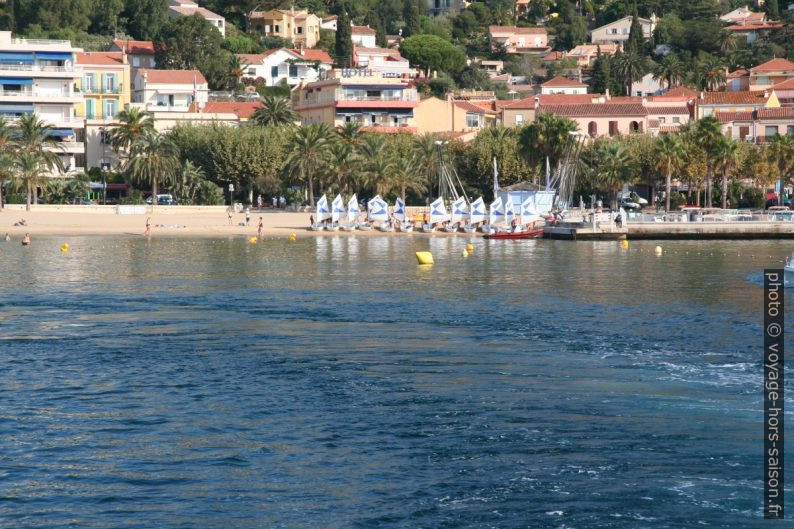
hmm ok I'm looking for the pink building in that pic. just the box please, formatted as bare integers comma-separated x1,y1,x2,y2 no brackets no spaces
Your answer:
488,26,548,53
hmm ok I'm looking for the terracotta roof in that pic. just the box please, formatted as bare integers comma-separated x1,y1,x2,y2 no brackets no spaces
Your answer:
750,58,794,73
646,95,693,103
237,50,282,64
351,25,376,35
502,97,535,109
758,107,794,119
745,12,767,22
698,90,768,105
76,52,124,66
607,96,642,103
645,106,691,115
323,15,338,21
727,68,750,78
772,78,794,90
454,100,498,114
200,101,262,118
539,93,601,104
664,86,698,97
489,25,547,34
169,5,224,19
289,49,333,63
660,125,684,132
716,111,755,123
543,51,564,61
541,76,587,87
138,68,207,85
726,21,783,31
538,103,648,116
354,46,402,57
112,39,155,55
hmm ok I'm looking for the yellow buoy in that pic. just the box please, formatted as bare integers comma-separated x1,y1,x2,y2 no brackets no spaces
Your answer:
248,236,258,244
466,243,474,253
416,251,434,265
461,249,468,257
620,239,629,249
655,245,662,255
289,233,296,241
60,243,69,253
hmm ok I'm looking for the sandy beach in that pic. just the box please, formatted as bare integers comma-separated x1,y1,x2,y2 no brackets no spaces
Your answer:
0,204,455,238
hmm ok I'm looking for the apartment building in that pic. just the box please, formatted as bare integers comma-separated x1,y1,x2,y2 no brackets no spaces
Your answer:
717,107,794,143
353,46,413,76
110,39,156,70
590,15,655,45
249,9,321,49
540,76,588,95
168,0,226,37
488,26,549,53
238,48,332,87
132,68,208,112
351,26,377,48
0,31,83,174
292,68,418,131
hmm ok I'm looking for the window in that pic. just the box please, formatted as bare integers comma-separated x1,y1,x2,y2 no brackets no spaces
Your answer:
766,125,779,138
271,65,279,78
515,114,524,124
289,64,298,78
608,120,618,136
659,117,666,124
274,25,280,32
105,73,116,93
247,68,255,75
132,57,140,67
757,75,770,85
297,26,303,34
466,112,482,128
788,125,794,136
739,126,750,139
672,116,680,123
83,74,94,92
105,99,117,118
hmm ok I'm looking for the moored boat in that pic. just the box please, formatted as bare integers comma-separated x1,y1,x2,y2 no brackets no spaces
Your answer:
484,228,544,239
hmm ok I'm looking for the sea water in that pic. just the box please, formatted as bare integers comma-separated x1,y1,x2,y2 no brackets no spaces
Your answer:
0,236,791,528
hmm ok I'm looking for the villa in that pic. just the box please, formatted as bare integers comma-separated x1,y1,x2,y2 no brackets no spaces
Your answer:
168,0,225,37
237,48,332,87
132,68,208,112
488,26,549,53
590,15,655,46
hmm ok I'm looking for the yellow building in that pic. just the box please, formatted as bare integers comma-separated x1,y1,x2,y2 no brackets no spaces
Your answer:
249,9,321,49
75,52,131,170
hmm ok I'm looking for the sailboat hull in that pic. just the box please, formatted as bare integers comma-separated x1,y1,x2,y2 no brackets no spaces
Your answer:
484,228,544,240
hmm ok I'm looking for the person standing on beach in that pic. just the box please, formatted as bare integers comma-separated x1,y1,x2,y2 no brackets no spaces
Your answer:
245,208,251,226
145,217,151,237
227,208,233,225
258,217,263,239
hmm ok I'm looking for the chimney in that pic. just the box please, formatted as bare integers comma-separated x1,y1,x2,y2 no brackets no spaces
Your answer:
533,95,539,109
122,52,128,65
699,91,704,100
642,96,647,105
605,88,610,100
764,90,769,98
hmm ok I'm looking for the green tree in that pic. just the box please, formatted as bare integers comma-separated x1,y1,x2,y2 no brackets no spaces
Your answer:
764,0,780,20
337,121,365,146
588,140,633,209
654,133,682,211
403,0,422,37
693,116,723,208
714,136,740,209
626,10,644,54
122,0,168,41
518,112,578,181
590,48,612,94
12,113,63,206
11,152,51,211
334,9,353,68
0,116,13,209
769,134,794,206
652,53,684,89
283,123,332,206
172,160,206,204
107,107,155,160
155,13,231,90
364,11,387,47
389,155,426,202
400,34,467,76
125,131,179,209
613,48,646,95
251,96,298,126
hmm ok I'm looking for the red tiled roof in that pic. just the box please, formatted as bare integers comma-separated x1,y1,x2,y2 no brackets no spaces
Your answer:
772,78,794,90
727,68,750,78
645,106,691,115
76,52,124,66
289,49,333,63
354,46,402,58
169,5,224,19
351,25,376,35
489,25,547,34
454,100,498,114
501,97,535,109
237,50,282,64
543,51,564,61
716,111,755,123
541,75,587,87
138,68,207,85
539,93,600,104
726,21,783,31
750,58,794,73
758,108,794,119
699,90,768,104
646,95,693,103
607,96,642,103
112,39,155,55
539,103,648,117
200,101,263,118
664,86,698,97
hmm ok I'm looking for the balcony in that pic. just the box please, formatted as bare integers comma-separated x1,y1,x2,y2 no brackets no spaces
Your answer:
83,86,122,95
145,103,191,112
0,90,81,102
52,141,84,153
0,63,75,75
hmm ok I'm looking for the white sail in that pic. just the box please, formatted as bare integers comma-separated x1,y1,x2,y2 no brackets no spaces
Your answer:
429,197,448,225
470,197,486,224
504,196,515,225
450,197,467,224
489,196,504,226
316,194,331,222
394,196,406,222
347,194,360,223
368,195,389,222
331,194,344,223
520,195,540,225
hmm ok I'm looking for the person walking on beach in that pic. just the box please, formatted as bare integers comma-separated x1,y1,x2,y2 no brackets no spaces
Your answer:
245,208,251,226
145,217,151,237
4,232,9,241
258,217,264,239
21,233,30,246
309,215,314,227
257,194,263,209
227,207,233,225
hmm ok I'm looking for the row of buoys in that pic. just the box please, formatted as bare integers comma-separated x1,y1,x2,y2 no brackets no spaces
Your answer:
619,240,662,255
417,243,476,265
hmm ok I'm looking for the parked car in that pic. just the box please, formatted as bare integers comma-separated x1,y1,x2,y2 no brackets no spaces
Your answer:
145,194,176,206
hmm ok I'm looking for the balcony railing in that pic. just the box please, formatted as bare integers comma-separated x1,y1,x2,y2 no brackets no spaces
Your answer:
83,86,122,95
11,37,72,46
0,90,79,98
0,63,74,73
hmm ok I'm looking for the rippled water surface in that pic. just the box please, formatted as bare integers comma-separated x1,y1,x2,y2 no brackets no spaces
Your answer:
1,235,791,528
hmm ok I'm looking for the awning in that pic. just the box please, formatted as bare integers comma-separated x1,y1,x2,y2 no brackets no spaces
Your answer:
46,129,75,138
0,52,34,62
0,104,34,113
35,52,72,61
0,77,33,85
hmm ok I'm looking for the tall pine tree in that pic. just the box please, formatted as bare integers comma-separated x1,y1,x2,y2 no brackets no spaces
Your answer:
626,8,644,54
591,47,612,94
334,9,353,68
764,0,780,20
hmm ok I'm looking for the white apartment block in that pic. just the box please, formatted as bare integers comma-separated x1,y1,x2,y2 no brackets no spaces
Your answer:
132,68,209,111
168,0,226,37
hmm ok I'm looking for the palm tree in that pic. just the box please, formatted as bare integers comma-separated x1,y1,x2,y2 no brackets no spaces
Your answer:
654,133,682,211
0,116,13,209
11,151,51,211
336,121,364,146
653,54,684,90
108,107,155,159
769,134,794,206
698,56,727,91
229,55,247,88
172,160,206,205
359,134,391,195
389,156,427,202
12,113,64,205
124,131,180,210
519,112,578,183
613,48,646,95
694,117,723,208
282,123,332,206
714,136,740,209
412,132,441,197
718,31,738,55
325,141,357,195
251,96,298,127
590,140,632,209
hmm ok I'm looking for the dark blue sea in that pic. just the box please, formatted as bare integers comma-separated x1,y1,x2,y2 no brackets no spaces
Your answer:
1,235,791,528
